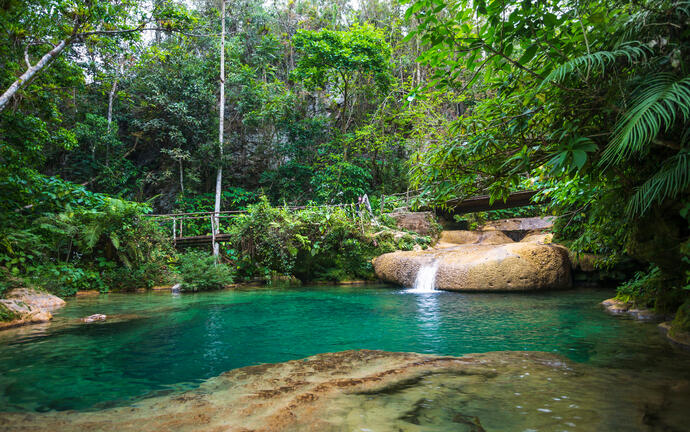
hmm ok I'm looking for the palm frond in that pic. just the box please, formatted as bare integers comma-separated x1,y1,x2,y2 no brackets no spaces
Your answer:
626,150,690,215
601,73,690,165
540,42,650,86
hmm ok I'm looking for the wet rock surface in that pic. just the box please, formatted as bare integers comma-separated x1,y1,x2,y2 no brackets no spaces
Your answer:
659,322,690,351
1,349,688,432
0,288,65,330
601,298,666,322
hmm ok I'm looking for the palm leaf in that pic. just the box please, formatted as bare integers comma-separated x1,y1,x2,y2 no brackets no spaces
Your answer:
540,42,650,87
601,73,690,165
626,150,690,215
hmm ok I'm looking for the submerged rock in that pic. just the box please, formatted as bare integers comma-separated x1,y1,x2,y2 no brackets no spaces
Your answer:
81,314,107,323
601,298,665,322
659,322,690,351
0,288,65,330
2,349,689,431
374,242,571,291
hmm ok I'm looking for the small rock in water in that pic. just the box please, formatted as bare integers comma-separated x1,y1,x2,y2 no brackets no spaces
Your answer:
171,283,182,293
82,314,106,323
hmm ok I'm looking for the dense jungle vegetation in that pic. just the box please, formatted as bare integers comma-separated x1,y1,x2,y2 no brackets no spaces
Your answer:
0,0,688,327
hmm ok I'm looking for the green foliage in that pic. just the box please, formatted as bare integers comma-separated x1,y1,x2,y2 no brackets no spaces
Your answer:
405,0,689,313
312,156,373,204
224,197,427,282
176,251,234,292
0,303,19,323
616,265,662,307
292,23,392,94
30,264,105,298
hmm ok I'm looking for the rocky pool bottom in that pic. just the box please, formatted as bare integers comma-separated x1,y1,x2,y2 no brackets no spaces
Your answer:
0,286,689,431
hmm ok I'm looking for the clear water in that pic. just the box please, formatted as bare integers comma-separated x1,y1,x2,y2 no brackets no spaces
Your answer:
0,285,687,413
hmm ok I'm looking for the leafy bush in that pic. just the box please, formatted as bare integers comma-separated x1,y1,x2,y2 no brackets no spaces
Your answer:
31,263,105,297
0,175,174,295
224,196,429,283
176,251,234,292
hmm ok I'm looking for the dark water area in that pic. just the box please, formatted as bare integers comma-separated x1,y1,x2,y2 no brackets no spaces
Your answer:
0,285,687,413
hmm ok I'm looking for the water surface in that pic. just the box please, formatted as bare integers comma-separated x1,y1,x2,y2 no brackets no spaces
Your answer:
0,285,687,412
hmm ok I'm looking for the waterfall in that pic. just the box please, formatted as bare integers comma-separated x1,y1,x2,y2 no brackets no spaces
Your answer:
408,261,439,293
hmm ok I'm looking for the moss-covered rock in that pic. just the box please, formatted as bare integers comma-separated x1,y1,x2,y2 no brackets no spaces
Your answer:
671,300,690,335
0,302,19,322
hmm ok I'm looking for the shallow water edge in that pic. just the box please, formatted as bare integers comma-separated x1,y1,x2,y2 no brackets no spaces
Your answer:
1,349,689,432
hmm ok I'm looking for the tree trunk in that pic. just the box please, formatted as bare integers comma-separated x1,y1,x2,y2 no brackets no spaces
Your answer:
213,0,226,257
106,74,118,167
0,38,70,113
179,160,185,196
107,79,118,131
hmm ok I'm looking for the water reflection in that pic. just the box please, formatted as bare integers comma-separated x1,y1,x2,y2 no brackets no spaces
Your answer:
412,292,442,352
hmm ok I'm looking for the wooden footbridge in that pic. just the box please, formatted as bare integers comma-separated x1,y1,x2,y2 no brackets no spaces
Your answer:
145,190,544,248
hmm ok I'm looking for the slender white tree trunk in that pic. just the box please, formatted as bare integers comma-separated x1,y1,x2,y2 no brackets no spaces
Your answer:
107,79,118,131
213,0,226,257
179,160,185,196
0,39,70,113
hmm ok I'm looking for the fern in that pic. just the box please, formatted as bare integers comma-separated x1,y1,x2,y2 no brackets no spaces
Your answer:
627,150,690,215
540,42,650,86
601,73,690,165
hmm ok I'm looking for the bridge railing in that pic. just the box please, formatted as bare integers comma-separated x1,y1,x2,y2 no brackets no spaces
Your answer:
142,203,366,245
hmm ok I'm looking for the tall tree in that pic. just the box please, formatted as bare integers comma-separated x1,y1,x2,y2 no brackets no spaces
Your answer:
0,0,192,113
213,0,226,257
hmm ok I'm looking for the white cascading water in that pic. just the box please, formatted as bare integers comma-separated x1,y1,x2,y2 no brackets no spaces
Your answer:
408,261,439,293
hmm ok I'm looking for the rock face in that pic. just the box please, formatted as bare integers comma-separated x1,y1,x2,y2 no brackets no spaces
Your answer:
2,349,689,432
0,288,65,330
478,216,554,232
373,216,570,291
374,243,571,291
387,211,437,236
438,230,514,246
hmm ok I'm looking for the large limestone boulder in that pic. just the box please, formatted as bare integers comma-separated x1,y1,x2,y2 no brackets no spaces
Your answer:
0,288,65,330
439,230,514,245
387,211,437,236
373,242,572,291
478,216,554,232
5,288,66,310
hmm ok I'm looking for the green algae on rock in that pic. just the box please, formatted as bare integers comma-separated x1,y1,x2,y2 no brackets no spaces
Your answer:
1,349,688,432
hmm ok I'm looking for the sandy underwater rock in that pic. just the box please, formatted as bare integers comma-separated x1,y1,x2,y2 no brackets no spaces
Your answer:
1,349,689,432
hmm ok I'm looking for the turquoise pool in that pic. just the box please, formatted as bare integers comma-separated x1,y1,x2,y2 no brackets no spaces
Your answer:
0,285,686,412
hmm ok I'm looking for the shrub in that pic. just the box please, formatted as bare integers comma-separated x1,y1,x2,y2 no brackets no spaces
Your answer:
224,197,431,283
177,251,234,292
31,263,105,297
